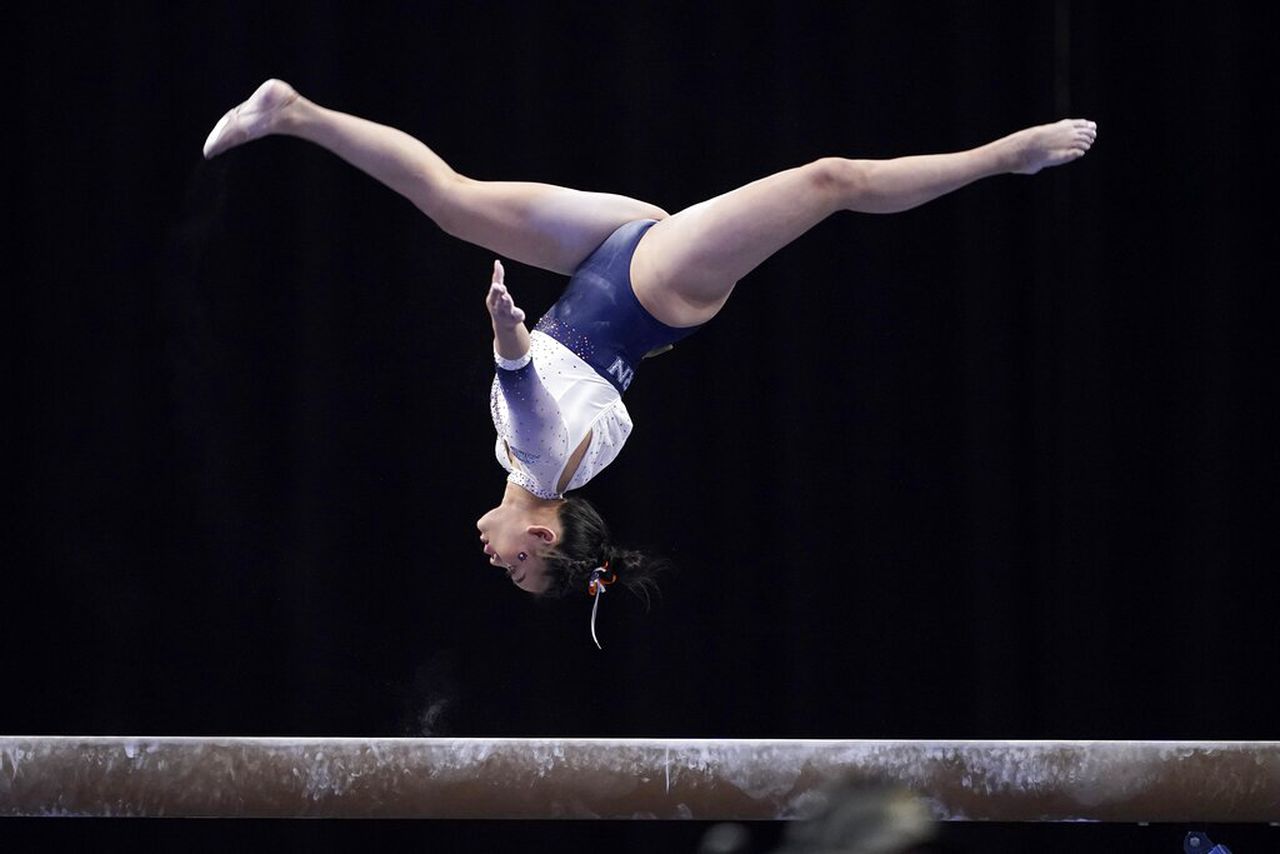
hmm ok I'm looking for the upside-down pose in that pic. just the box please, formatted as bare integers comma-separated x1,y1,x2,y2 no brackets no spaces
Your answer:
203,79,1096,616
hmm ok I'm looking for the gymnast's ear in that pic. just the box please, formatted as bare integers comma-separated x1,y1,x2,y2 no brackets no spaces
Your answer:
526,525,558,546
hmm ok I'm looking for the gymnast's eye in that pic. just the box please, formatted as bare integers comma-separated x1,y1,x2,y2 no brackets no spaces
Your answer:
518,552,527,561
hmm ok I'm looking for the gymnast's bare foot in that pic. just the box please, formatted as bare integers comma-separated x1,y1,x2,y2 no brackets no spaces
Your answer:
1006,119,1098,174
202,79,300,159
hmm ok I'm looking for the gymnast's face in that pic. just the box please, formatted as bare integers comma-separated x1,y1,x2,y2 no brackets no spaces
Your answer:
476,505,556,595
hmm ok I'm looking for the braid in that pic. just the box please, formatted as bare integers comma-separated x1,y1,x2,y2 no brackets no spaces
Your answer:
543,496,668,603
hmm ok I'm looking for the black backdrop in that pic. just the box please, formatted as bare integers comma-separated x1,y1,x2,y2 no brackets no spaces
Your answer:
9,2,1276,851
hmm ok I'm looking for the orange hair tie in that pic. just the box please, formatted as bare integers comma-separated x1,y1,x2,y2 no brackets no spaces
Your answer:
587,561,616,596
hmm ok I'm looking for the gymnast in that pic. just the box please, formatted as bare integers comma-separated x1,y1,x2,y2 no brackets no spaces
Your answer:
203,79,1096,612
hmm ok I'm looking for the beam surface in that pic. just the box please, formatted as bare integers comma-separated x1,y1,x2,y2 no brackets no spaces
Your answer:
2,738,1278,821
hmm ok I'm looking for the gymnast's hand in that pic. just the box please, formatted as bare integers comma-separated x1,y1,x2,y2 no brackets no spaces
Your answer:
487,260,531,362
486,260,526,331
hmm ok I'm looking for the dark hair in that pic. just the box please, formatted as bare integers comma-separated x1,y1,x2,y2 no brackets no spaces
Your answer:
542,495,668,603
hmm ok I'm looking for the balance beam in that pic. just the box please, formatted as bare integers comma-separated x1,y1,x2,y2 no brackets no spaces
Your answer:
2,738,1277,821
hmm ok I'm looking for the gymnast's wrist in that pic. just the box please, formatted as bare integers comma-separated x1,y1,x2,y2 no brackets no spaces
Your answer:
492,323,529,361
493,325,531,368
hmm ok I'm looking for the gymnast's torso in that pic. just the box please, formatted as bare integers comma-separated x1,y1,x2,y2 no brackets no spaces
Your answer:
490,331,632,499
489,219,701,498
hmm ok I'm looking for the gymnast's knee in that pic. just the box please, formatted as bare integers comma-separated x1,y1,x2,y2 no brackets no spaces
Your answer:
805,157,870,204
415,172,473,236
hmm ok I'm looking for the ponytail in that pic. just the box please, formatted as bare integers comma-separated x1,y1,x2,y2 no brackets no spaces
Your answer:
543,496,668,605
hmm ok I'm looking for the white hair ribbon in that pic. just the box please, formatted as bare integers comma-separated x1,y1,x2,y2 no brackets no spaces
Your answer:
587,565,615,650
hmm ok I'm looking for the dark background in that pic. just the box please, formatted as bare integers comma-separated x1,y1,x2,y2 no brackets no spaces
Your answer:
8,1,1276,851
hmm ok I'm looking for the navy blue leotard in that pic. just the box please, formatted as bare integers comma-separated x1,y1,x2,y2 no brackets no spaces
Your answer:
534,219,700,393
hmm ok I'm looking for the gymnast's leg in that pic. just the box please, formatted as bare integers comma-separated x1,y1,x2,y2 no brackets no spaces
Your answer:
630,120,1097,327
203,80,667,275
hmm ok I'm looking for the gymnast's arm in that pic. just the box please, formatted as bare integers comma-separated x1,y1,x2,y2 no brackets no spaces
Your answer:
486,261,569,469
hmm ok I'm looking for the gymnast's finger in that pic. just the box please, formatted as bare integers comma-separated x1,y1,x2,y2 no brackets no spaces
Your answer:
492,259,505,286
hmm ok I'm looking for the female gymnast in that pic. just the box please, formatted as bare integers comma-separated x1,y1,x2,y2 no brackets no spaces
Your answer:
203,79,1096,616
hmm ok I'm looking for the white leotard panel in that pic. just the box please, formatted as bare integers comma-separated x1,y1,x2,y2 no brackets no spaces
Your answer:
490,331,632,499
